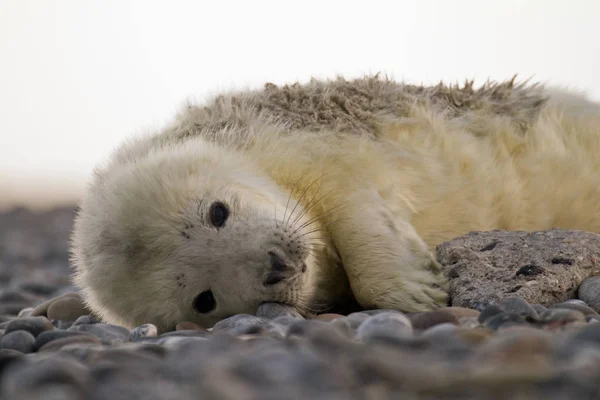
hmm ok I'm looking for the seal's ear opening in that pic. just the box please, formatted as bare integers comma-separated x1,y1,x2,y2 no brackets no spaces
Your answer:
193,290,216,313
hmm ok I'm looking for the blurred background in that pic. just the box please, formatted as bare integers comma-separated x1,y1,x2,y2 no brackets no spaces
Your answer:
1,0,599,212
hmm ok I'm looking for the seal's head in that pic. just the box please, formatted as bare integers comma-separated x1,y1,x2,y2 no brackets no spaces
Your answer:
71,137,325,332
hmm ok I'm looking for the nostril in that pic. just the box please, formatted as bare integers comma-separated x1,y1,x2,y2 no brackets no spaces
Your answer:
269,251,288,272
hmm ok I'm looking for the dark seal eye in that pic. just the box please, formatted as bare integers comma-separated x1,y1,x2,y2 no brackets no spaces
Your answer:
209,201,229,228
193,290,216,314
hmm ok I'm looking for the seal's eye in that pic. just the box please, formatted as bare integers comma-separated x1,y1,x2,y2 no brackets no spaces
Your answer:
193,290,216,313
209,201,229,228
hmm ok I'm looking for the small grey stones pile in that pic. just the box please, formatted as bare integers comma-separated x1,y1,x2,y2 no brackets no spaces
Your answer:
3,210,600,399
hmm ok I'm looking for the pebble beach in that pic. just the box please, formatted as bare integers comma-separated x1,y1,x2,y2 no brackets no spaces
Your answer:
2,207,600,400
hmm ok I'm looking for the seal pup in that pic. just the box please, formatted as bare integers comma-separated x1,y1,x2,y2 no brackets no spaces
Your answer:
70,75,600,332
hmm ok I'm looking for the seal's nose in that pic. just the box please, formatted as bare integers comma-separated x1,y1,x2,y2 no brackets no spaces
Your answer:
263,251,297,286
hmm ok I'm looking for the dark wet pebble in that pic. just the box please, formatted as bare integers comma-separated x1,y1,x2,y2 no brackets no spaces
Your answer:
578,276,600,312
355,312,412,342
256,302,304,319
4,316,54,337
0,330,36,353
498,296,539,320
483,312,526,330
130,323,158,341
211,314,269,332
68,324,131,345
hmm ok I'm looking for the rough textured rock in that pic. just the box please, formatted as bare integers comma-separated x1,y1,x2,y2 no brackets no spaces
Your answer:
436,229,600,310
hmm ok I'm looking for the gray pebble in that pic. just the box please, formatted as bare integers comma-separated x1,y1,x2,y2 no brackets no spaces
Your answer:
578,276,600,312
72,314,101,326
539,308,586,323
550,301,599,316
256,302,304,319
483,312,526,330
0,348,26,375
567,322,600,346
52,319,73,330
4,316,54,337
498,296,539,320
212,314,269,332
131,324,158,341
420,322,459,340
530,304,548,315
37,335,102,353
340,312,370,330
34,330,98,351
0,330,36,353
68,324,131,345
477,304,504,323
355,312,413,342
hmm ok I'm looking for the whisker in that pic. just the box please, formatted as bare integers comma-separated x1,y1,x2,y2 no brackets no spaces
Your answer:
283,174,305,224
285,172,329,227
290,187,334,227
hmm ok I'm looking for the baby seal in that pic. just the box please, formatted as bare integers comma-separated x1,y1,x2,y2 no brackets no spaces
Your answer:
70,75,600,332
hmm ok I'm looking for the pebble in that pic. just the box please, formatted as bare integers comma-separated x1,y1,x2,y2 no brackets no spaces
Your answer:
0,330,36,353
497,296,539,320
550,301,599,316
212,314,270,332
72,314,100,326
34,330,100,351
578,276,600,312
47,295,89,321
483,312,526,330
68,324,131,345
131,324,158,341
355,312,413,342
408,309,459,330
538,308,586,325
4,316,54,337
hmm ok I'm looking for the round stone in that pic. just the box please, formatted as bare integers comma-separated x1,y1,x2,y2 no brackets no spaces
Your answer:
538,308,586,324
29,292,81,317
37,335,103,352
355,311,413,342
579,276,600,312
483,312,526,330
550,302,599,316
47,296,88,322
477,304,504,324
72,315,101,326
68,324,131,345
4,316,54,337
408,310,459,331
35,330,100,351
497,297,538,320
131,324,158,341
212,314,269,333
0,330,36,353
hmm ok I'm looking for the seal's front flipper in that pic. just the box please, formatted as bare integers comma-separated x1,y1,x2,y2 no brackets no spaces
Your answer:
330,191,449,313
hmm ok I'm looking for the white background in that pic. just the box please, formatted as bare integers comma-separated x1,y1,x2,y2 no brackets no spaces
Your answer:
1,0,599,209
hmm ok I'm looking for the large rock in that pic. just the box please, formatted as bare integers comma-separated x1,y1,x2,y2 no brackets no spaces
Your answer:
436,229,600,310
